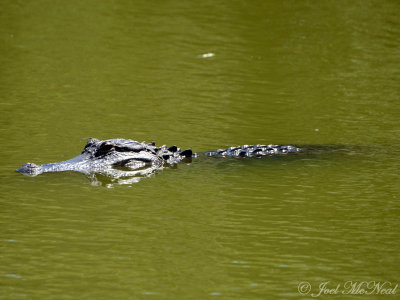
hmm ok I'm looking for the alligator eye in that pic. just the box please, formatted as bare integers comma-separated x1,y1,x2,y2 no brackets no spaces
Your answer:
84,138,97,149
95,142,114,157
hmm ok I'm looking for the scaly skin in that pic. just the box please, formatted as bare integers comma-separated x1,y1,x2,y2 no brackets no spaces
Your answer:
16,138,301,179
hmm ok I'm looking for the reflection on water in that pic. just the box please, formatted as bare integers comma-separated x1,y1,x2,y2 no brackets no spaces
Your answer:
1,0,399,299
88,164,173,187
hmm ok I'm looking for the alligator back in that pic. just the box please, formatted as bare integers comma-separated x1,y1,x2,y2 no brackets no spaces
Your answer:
204,144,301,157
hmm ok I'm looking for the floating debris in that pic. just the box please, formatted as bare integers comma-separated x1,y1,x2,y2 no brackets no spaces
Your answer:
142,291,157,295
5,274,22,278
199,53,215,58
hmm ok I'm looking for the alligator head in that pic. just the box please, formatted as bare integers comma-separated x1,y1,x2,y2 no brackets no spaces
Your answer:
17,138,194,184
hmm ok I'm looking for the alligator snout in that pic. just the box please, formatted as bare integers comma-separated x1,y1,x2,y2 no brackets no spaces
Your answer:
16,163,43,176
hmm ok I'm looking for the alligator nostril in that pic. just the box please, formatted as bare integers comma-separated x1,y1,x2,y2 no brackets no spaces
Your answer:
16,163,43,176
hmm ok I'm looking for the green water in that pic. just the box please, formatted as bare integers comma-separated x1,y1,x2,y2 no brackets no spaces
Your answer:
1,0,399,299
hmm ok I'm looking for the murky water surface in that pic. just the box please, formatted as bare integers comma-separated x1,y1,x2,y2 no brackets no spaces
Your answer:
1,1,399,299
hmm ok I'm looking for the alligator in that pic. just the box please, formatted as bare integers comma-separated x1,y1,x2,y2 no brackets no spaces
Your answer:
16,138,302,185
